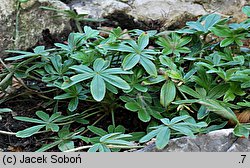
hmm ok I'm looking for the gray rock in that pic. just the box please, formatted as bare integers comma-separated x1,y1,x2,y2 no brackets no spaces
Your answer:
189,0,249,22
72,0,248,30
0,0,71,57
71,0,132,19
129,0,206,28
136,129,250,152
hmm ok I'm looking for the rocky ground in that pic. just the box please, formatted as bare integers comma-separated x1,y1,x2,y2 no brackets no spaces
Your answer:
0,0,249,57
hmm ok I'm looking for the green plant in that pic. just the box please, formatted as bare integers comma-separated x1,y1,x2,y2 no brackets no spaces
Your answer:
140,115,207,149
1,7,249,152
103,32,159,76
61,58,132,101
54,84,88,112
36,125,85,152
83,125,136,152
14,111,80,138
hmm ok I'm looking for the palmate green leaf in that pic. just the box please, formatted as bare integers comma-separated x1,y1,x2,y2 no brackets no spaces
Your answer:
138,32,149,51
140,56,157,76
4,52,40,61
172,99,199,104
102,74,130,90
14,116,45,124
70,65,94,73
125,102,140,112
100,133,133,146
160,118,170,125
204,14,221,31
178,37,192,47
233,124,249,138
58,125,71,138
98,144,111,152
36,111,50,121
100,133,121,142
93,58,107,72
186,21,206,32
88,137,100,144
124,132,145,141
138,109,151,122
61,73,93,89
157,33,191,56
155,127,170,149
49,113,62,122
176,28,197,34
84,26,99,39
198,99,239,123
220,38,234,47
104,43,135,52
159,55,177,70
67,58,131,101
175,47,191,54
122,53,140,70
68,97,79,112
235,39,244,46
197,105,209,119
91,75,106,102
113,134,132,140
134,84,148,92
5,46,49,61
207,84,229,99
139,129,161,143
237,101,250,107
202,122,227,133
50,55,62,73
36,141,61,152
157,37,171,49
108,125,126,134
87,126,108,136
106,82,119,94
104,139,134,146
183,121,208,128
135,29,157,37
54,93,74,100
170,115,190,124
58,140,74,151
171,124,195,138
210,26,232,37
103,68,133,75
178,85,201,99
55,43,70,51
142,75,166,85
16,125,44,138
160,80,176,108
46,123,60,132
88,143,101,152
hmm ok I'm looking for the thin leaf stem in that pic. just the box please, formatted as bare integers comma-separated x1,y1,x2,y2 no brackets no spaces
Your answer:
80,113,107,135
0,130,16,135
111,109,116,128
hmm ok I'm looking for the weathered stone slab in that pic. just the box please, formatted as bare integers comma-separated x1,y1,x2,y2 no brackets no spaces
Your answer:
0,0,71,57
136,129,250,152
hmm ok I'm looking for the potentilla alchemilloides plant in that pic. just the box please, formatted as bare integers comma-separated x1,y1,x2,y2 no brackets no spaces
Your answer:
0,6,249,151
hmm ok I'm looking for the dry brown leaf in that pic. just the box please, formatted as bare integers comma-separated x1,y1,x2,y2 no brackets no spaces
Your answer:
229,109,250,126
7,146,23,152
236,109,250,123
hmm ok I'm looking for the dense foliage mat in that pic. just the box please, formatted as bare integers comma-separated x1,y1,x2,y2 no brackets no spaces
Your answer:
0,6,250,152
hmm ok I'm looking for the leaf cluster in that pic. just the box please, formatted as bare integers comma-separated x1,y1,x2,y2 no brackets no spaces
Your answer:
1,7,250,151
